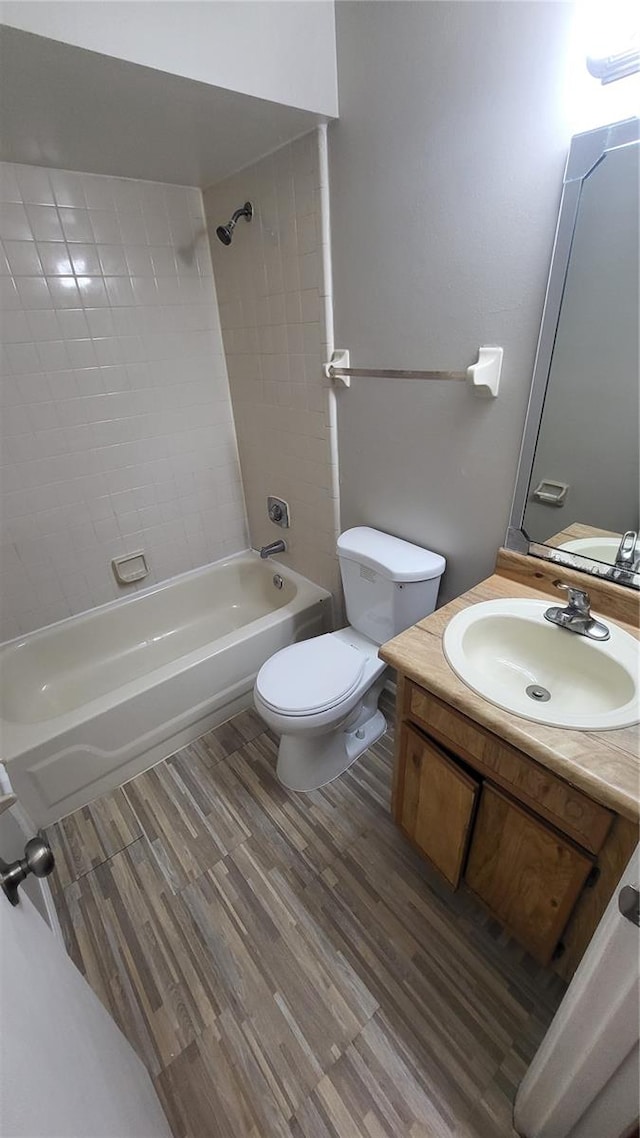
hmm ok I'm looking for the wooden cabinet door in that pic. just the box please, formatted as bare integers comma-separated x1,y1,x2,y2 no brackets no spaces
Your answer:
466,785,593,965
399,725,479,887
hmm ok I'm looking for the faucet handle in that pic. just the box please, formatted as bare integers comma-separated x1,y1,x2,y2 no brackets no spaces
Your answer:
553,580,591,614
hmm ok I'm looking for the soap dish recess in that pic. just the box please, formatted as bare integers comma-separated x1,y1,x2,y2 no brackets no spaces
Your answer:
112,552,149,585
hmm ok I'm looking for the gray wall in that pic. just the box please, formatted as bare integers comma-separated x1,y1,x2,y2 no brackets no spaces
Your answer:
329,0,575,603
2,1,338,116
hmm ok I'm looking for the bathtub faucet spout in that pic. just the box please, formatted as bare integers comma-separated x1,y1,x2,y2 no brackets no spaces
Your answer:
260,540,287,560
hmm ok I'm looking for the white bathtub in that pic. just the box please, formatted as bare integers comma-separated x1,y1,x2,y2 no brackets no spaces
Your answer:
0,552,331,826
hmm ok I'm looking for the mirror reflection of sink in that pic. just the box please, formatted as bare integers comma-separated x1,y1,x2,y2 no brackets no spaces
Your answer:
443,599,639,731
558,537,620,565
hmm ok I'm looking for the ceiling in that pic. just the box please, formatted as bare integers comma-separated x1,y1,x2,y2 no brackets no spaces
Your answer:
0,26,324,187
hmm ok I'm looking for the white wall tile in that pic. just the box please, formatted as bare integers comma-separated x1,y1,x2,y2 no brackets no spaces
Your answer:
15,277,53,309
49,169,87,209
58,207,94,243
0,166,21,204
37,242,73,276
35,340,71,373
5,341,42,375
111,178,142,213
76,276,109,307
81,175,115,211
67,244,102,276
97,244,128,276
25,205,65,242
55,308,89,340
2,310,31,342
89,210,122,245
0,161,247,641
66,338,98,370
84,307,115,338
0,278,21,310
45,277,80,309
0,204,31,241
125,246,154,276
3,241,43,276
24,309,60,342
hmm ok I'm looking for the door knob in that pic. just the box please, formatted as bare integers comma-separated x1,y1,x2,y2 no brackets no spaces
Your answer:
619,885,640,927
0,833,55,906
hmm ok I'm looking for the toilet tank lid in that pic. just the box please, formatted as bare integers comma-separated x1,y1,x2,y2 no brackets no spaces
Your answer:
337,527,446,583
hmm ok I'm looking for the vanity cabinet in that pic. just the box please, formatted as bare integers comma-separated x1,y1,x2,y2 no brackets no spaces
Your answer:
465,786,592,963
399,726,479,887
392,681,622,968
405,685,613,854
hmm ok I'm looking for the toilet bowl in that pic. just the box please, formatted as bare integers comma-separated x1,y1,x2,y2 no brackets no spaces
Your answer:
254,627,387,792
254,527,446,793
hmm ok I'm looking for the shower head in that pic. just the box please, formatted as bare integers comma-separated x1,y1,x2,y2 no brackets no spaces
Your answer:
216,201,253,246
216,224,233,247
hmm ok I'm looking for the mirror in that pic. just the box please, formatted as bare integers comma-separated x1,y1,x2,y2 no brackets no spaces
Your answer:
509,117,639,589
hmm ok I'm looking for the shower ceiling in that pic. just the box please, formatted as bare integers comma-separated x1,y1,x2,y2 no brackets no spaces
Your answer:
0,26,325,187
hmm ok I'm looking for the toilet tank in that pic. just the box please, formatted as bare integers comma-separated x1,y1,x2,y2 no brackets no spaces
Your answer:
337,527,446,646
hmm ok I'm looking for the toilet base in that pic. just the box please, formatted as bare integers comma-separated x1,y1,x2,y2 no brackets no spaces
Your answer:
276,701,387,793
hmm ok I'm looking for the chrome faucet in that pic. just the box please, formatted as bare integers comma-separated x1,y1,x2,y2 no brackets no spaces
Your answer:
615,530,639,572
544,581,610,641
259,539,287,560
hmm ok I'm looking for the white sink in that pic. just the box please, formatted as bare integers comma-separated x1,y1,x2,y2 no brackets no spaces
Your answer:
559,537,620,565
443,598,639,731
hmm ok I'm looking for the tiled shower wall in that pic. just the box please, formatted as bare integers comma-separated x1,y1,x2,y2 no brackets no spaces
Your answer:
0,162,247,641
204,129,340,597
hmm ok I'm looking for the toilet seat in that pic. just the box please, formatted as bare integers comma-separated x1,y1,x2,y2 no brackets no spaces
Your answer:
255,634,366,716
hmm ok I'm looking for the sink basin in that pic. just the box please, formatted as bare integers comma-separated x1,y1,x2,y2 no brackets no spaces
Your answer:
443,599,639,731
559,537,620,565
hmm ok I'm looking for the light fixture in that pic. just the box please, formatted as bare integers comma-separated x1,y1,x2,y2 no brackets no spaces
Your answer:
587,42,640,83
583,0,640,84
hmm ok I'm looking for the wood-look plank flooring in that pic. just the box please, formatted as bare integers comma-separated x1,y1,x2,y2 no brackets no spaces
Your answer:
48,697,566,1138
46,785,142,888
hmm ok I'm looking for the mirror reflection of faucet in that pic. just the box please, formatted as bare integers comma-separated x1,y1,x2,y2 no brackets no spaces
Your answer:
615,530,639,572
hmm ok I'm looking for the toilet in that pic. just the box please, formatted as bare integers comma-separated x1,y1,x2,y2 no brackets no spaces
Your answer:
254,527,446,792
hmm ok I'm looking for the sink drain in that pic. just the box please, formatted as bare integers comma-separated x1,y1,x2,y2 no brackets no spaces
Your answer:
526,684,551,702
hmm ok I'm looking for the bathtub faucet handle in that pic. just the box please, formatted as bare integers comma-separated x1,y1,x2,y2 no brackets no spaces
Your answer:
0,832,55,906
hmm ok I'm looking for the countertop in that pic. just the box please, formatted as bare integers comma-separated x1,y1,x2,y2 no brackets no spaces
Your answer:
380,567,640,822
546,521,621,550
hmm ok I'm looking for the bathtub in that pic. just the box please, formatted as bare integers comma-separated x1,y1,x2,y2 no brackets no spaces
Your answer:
0,552,331,827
